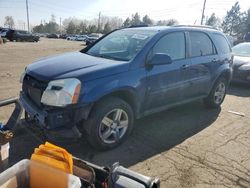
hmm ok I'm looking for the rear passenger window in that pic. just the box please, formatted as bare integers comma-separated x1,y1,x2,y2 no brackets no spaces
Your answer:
189,32,214,57
212,34,231,54
153,32,185,61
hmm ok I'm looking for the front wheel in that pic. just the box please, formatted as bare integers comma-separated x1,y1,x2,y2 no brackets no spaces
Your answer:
204,77,228,108
85,97,134,150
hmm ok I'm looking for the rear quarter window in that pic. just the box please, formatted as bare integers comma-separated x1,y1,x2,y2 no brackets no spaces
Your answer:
189,32,215,57
212,33,231,54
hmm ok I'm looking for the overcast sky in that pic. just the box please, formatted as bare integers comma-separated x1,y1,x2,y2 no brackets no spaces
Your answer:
0,0,249,30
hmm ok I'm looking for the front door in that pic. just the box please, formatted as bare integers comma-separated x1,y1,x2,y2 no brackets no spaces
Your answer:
145,31,190,110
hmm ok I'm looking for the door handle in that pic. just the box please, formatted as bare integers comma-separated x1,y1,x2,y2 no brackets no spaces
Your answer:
181,64,189,69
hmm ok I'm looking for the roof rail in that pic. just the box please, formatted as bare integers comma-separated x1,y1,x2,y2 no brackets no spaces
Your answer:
128,24,148,28
173,25,218,30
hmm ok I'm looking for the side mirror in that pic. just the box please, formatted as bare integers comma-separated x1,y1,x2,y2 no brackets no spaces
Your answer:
149,53,172,66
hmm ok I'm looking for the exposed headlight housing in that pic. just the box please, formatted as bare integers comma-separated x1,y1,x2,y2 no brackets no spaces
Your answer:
41,78,81,107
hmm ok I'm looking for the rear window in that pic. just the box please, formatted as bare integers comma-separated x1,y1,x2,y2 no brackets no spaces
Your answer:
213,34,231,54
189,32,214,57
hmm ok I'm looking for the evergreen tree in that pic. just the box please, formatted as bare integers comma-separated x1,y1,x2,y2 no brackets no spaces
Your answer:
222,2,242,36
142,15,153,25
123,17,131,27
103,22,112,34
131,13,141,25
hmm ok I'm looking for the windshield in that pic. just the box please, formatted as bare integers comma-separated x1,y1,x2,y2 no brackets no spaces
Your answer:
232,43,250,57
86,29,157,61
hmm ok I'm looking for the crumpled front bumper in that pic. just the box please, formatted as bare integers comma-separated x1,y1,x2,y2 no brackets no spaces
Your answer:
19,92,93,140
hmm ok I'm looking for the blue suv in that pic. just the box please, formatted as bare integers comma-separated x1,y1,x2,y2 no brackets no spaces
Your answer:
20,26,233,150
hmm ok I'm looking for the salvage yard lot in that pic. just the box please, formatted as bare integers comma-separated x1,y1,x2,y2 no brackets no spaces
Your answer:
0,38,250,187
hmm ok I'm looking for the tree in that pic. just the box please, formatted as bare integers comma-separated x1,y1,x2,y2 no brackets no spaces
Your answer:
87,25,97,34
206,13,221,28
131,13,141,25
32,24,44,33
246,9,250,32
45,22,59,33
123,17,131,27
108,17,123,30
166,19,178,26
78,21,87,34
142,15,153,25
103,22,112,34
66,21,77,34
50,14,56,23
156,19,178,26
206,13,216,26
45,14,59,33
4,16,15,28
222,2,243,36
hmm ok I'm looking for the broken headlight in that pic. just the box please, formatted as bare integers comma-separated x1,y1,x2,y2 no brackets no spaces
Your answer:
41,78,81,107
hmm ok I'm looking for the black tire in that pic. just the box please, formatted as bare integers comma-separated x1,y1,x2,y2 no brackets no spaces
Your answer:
204,77,228,108
84,97,134,150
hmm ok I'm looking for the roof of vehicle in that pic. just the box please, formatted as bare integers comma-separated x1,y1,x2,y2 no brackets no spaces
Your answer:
122,25,220,33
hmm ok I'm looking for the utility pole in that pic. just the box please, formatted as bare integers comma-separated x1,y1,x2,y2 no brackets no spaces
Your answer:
98,12,101,32
60,17,62,34
200,0,207,25
26,0,30,31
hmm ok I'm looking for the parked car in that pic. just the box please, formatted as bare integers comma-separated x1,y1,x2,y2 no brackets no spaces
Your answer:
47,33,59,38
244,32,250,42
0,28,9,38
76,35,88,41
66,35,78,41
232,42,250,83
19,26,233,150
59,34,68,39
85,36,99,45
88,33,103,38
5,29,39,42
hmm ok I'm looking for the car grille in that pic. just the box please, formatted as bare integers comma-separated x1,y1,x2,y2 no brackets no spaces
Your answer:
22,74,48,107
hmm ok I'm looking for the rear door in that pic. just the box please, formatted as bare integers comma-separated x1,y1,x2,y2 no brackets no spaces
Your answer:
145,31,191,110
186,31,219,98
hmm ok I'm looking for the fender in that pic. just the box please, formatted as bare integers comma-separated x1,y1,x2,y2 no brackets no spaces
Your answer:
209,62,233,91
79,69,147,118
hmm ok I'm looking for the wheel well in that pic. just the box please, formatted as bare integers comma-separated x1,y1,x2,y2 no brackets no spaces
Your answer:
219,71,231,85
91,90,138,118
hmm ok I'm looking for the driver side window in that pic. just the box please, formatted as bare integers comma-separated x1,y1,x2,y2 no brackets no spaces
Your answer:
153,32,186,61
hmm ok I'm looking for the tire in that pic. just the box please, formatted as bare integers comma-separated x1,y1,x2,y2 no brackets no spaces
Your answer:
85,97,134,150
204,77,228,108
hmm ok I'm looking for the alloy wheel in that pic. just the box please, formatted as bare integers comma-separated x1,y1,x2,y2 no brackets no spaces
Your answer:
214,82,226,104
99,108,129,144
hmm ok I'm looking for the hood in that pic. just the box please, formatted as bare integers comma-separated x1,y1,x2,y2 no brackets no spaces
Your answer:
233,55,250,68
26,52,130,81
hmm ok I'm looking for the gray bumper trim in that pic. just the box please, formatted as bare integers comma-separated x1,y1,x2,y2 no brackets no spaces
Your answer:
19,92,47,126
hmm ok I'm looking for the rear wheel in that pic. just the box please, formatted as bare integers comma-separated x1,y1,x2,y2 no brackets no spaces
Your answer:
85,97,134,150
204,77,228,108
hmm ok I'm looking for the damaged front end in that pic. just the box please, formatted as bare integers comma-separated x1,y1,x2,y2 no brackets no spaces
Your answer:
20,74,92,141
